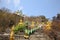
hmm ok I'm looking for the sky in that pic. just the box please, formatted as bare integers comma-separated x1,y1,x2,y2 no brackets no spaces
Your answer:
0,0,60,19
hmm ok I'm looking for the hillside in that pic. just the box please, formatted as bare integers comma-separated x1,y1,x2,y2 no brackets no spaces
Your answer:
0,8,48,33
0,9,23,33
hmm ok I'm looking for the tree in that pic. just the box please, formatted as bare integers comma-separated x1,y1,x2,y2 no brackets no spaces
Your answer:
57,14,60,20
15,10,23,16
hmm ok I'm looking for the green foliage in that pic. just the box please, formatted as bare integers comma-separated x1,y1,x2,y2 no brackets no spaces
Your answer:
25,26,39,35
14,24,26,33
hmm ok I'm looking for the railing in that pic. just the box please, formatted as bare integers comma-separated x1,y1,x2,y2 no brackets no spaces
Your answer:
14,33,52,40
0,33,52,40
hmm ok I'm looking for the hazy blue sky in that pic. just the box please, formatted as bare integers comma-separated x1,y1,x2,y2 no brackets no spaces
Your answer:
0,0,60,18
